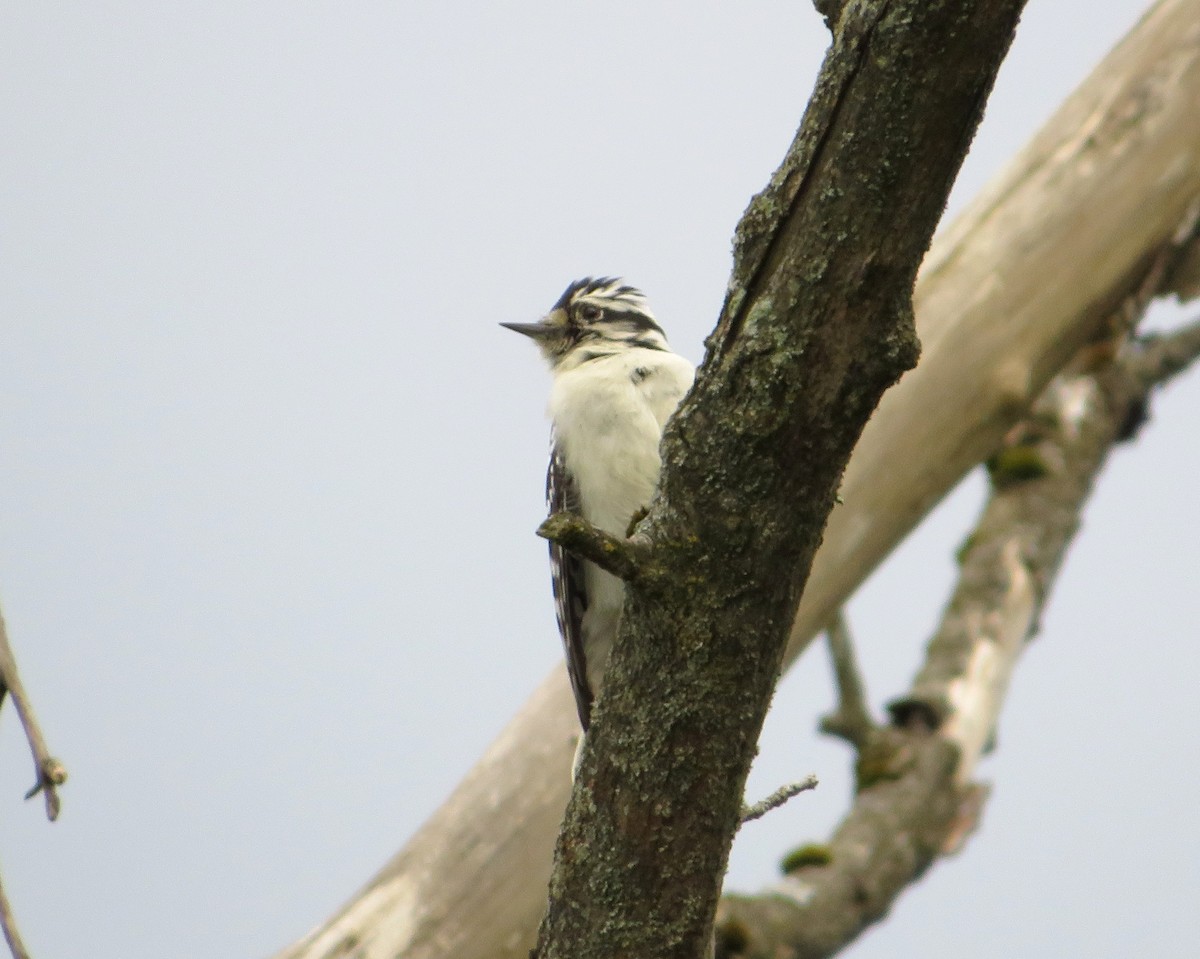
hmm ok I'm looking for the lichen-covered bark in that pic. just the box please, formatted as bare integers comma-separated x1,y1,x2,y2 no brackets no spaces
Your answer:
534,2,1027,957
712,315,1200,959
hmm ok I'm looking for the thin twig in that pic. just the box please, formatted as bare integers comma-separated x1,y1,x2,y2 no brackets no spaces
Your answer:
818,612,875,749
0,607,66,822
739,775,819,826
0,864,31,959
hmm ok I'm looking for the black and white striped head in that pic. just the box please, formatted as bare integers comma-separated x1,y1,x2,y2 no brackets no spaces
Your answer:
501,277,670,368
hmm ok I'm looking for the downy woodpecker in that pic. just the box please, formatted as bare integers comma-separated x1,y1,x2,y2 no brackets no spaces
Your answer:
502,277,695,733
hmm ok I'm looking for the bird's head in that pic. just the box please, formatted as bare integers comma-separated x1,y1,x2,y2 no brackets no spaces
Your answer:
501,277,669,369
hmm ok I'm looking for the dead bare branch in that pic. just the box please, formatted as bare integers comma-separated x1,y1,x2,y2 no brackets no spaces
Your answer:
0,608,65,822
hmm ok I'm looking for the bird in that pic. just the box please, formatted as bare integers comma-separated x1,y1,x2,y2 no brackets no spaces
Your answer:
502,277,695,737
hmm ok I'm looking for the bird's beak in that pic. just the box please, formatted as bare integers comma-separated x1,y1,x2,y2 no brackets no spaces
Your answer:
500,321,553,339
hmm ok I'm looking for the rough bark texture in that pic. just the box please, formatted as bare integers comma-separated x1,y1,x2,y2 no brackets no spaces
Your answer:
712,316,1200,959
273,3,1200,958
534,3,1025,957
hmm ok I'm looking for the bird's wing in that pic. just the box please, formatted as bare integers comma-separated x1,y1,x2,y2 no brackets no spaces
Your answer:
546,440,593,730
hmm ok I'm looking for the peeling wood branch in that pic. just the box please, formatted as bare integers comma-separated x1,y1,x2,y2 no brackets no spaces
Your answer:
536,513,650,583
818,613,875,749
1109,199,1200,341
714,316,1200,959
1162,199,1200,299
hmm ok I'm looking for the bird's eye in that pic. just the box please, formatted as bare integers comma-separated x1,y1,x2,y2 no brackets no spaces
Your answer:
577,303,603,323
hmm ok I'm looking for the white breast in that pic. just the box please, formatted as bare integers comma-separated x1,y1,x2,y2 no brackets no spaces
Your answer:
549,346,694,696
549,348,694,538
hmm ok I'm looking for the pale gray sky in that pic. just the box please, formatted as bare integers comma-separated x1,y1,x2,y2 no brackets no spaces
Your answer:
1,3,1197,957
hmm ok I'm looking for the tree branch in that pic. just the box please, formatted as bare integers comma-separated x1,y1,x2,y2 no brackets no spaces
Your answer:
817,613,875,749
0,604,66,959
713,318,1200,959
0,867,31,959
536,513,651,583
0,607,65,822
1128,315,1200,390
